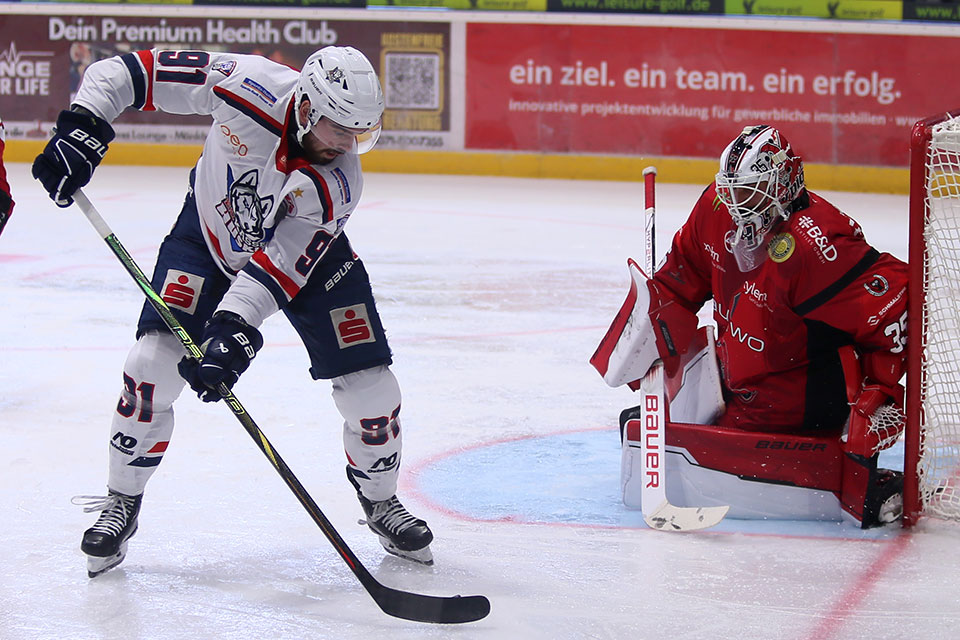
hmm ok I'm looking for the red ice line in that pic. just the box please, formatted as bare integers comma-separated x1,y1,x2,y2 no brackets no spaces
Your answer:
404,426,915,640
803,534,909,640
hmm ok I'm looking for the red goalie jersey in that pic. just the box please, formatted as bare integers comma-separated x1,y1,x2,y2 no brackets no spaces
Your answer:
655,183,908,433
0,116,13,235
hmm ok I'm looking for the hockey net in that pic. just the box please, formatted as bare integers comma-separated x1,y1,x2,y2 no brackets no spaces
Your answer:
905,108,960,526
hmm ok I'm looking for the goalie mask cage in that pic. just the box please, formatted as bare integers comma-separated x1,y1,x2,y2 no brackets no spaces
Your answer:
905,108,960,527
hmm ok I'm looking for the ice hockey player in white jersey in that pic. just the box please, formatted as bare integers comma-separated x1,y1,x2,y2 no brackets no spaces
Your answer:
32,46,434,576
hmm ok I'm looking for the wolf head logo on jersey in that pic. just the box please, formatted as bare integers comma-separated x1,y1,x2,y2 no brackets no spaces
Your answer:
216,168,274,252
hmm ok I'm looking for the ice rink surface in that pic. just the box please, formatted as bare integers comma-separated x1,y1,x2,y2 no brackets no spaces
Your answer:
2,162,958,639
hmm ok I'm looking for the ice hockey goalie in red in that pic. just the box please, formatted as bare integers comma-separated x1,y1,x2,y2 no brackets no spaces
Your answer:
0,114,13,236
592,125,909,528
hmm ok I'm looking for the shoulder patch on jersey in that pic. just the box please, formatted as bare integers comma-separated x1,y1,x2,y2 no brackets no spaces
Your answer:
768,232,795,263
331,167,352,205
213,60,236,76
794,214,839,262
864,274,889,297
241,77,278,107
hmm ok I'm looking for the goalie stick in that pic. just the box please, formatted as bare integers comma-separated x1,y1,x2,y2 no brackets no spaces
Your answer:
643,166,656,277
72,190,490,624
639,167,728,532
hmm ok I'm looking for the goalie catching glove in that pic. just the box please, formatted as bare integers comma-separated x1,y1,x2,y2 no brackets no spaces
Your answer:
178,311,264,402
32,107,115,207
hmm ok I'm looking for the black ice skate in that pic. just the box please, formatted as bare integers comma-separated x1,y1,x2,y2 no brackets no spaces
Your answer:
862,469,904,529
357,493,434,565
72,491,142,577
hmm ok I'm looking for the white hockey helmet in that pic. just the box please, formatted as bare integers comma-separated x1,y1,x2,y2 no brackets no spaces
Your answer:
715,125,805,271
294,46,384,154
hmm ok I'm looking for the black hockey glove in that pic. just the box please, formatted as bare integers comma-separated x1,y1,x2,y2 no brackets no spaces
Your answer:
32,108,115,207
177,311,264,403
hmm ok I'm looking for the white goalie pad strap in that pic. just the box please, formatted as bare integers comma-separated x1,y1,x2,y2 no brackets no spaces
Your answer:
665,327,725,425
591,259,660,388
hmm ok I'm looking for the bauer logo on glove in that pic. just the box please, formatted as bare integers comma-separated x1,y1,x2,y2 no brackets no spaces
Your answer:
67,128,109,158
31,107,115,207
177,311,264,402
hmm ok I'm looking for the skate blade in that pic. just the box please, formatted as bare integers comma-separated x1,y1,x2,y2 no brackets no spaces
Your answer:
379,537,434,566
879,494,904,524
86,542,128,578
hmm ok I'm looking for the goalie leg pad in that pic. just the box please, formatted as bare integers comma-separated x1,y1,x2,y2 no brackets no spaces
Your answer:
621,415,846,519
333,365,403,501
663,326,725,425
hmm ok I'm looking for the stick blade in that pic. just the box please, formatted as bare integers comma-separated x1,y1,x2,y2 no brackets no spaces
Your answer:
370,582,491,624
643,500,729,532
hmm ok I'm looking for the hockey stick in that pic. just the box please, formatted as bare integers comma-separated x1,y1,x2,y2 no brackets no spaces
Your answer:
72,189,490,624
643,166,657,276
638,168,728,532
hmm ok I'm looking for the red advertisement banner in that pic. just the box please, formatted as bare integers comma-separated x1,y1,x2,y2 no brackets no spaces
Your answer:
465,23,960,167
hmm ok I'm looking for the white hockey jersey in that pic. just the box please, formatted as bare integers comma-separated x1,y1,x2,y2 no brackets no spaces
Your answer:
74,49,363,324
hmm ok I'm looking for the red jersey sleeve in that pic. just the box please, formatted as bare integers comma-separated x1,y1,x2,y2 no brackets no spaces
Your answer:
652,185,717,313
789,194,908,357
0,122,13,230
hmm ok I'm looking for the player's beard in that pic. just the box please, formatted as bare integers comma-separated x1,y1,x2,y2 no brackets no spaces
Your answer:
296,128,351,165
312,150,341,165
300,140,343,165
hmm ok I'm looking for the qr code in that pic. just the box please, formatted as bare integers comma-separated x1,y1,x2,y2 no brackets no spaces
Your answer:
384,52,440,110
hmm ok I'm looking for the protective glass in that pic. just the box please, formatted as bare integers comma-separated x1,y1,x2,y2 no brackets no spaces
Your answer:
310,116,382,155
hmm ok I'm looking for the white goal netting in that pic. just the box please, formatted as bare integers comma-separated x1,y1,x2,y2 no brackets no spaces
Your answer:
918,113,960,520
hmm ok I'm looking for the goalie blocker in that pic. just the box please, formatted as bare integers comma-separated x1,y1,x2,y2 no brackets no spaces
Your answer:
592,262,905,528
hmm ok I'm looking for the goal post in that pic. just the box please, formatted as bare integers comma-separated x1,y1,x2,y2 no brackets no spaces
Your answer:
904,108,960,527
